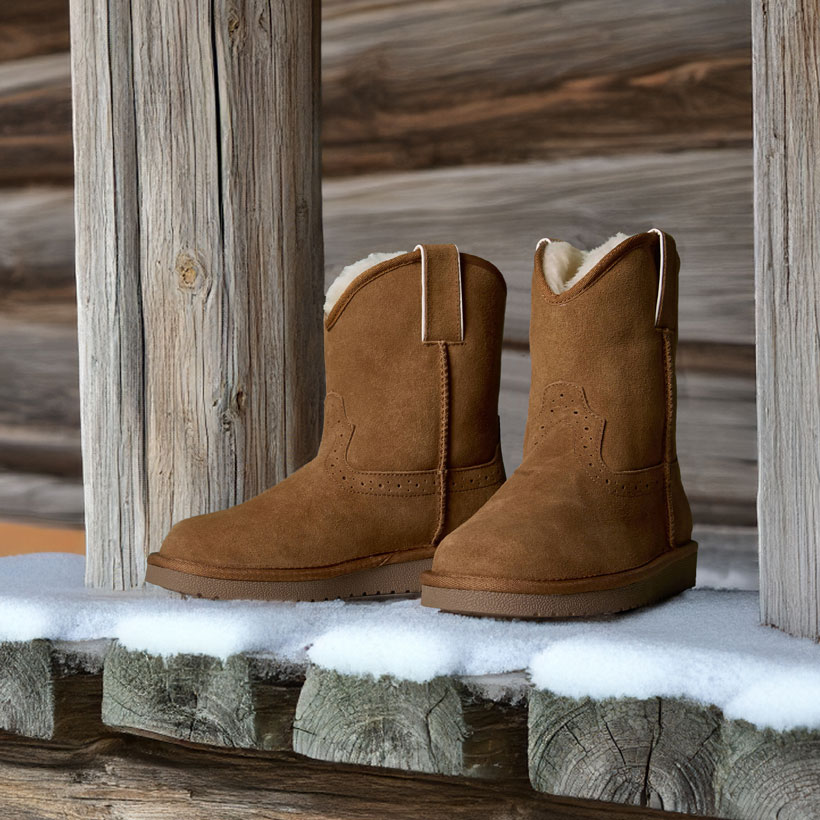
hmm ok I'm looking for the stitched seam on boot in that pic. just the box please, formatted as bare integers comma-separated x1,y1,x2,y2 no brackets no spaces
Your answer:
661,329,676,548
432,341,450,545
322,393,503,496
530,381,663,497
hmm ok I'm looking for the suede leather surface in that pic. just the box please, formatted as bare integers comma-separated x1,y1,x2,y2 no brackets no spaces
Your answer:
148,247,507,581
428,232,694,594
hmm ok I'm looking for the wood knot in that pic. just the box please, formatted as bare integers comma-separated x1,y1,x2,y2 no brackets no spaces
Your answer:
175,252,204,292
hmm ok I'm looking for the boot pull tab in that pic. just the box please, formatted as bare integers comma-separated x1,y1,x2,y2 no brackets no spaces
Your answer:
650,228,678,331
416,243,464,343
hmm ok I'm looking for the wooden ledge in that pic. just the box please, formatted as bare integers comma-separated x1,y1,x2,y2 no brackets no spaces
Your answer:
1,638,818,818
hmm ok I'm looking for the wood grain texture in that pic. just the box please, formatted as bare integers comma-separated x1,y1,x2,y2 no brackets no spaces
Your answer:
0,470,82,526
0,729,685,820
0,188,74,292
529,691,820,820
0,0,752,187
0,640,104,741
0,328,756,526
716,721,820,820
753,0,820,639
0,312,78,431
0,53,72,187
0,641,54,739
294,666,528,779
0,0,70,63
70,0,324,589
103,642,298,751
324,150,755,347
321,0,751,175
5,638,820,818
2,149,755,343
529,693,722,816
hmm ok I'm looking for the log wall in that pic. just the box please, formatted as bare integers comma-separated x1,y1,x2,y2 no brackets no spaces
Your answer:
0,0,755,540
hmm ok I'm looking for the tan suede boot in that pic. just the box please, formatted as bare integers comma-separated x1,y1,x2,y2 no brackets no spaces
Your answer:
421,230,696,618
145,244,507,600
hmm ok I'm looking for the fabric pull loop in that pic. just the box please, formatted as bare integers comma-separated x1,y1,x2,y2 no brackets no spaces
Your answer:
416,243,464,343
650,228,679,331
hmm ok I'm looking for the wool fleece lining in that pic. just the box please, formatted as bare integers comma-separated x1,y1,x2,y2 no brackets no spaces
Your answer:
324,251,407,314
542,233,629,295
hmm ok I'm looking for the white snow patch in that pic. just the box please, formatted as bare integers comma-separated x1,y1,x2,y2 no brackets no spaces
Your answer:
1,554,819,730
528,591,820,732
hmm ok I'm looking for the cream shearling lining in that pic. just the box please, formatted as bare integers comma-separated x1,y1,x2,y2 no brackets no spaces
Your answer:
324,251,407,314
542,233,630,295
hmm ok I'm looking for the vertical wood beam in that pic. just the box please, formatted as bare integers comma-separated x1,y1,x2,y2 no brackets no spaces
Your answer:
753,0,820,638
70,0,324,589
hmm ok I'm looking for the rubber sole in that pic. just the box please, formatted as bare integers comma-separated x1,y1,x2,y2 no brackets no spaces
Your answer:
420,545,697,618
144,557,433,601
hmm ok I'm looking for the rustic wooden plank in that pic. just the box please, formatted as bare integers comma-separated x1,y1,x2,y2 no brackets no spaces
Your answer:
753,0,820,639
528,693,722,816
529,691,820,819
0,640,105,741
0,53,72,187
0,729,684,820
294,666,528,779
2,150,755,346
694,526,759,591
0,425,81,478
322,0,751,175
0,470,82,526
0,641,54,739
70,0,324,589
0,313,78,430
0,330,756,526
324,150,755,347
0,188,74,291
716,720,820,819
0,0,751,185
0,0,70,63
102,642,299,751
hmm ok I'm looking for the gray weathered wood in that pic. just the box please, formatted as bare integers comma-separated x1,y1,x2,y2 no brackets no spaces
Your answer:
528,693,722,816
0,0,70,63
529,690,820,820
0,322,757,528
753,0,820,639
0,641,54,739
69,0,324,589
0,188,74,291
0,0,752,186
0,640,105,741
294,666,528,779
716,720,820,820
322,0,751,175
0,724,677,820
3,149,755,345
325,149,755,347
0,53,72,187
102,642,299,751
0,471,82,526
2,636,818,818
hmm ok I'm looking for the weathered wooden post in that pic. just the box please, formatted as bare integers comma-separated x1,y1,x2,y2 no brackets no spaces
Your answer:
69,0,324,589
753,0,820,639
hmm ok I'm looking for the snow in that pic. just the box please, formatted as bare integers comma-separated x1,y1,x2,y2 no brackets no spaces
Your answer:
1,553,819,731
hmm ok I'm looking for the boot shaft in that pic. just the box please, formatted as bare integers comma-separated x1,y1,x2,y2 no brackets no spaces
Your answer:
525,230,680,473
323,246,506,472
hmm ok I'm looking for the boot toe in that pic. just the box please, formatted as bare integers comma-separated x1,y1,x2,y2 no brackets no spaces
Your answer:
148,510,230,572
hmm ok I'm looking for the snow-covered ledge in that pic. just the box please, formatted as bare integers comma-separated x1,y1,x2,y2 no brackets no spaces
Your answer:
1,545,819,820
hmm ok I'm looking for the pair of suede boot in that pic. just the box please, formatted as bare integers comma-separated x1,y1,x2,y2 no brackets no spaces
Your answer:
146,231,696,618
